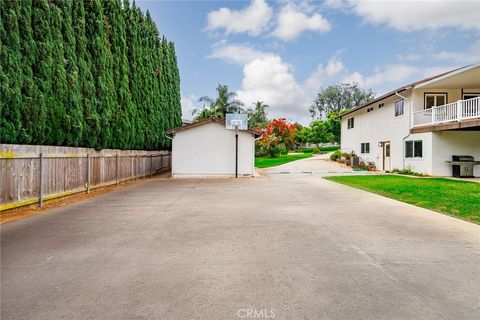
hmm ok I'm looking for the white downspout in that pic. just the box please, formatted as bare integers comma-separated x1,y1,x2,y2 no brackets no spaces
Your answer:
396,91,412,170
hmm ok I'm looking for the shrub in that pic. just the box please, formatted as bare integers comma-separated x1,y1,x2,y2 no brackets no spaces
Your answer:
330,150,342,161
391,167,424,176
293,146,339,154
319,146,340,152
266,143,287,157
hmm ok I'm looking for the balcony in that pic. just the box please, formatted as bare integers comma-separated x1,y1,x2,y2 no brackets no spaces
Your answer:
412,97,480,132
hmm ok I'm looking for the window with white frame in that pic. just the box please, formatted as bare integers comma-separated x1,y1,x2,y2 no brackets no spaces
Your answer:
463,93,480,100
395,99,404,117
347,117,354,129
361,142,370,154
424,93,446,109
405,140,422,158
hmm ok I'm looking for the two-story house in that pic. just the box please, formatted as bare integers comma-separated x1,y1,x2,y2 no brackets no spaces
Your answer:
339,63,480,177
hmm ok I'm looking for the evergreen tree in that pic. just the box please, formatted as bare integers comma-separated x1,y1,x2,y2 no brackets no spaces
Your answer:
59,0,84,146
0,0,22,143
72,0,99,147
104,0,133,149
1,0,182,150
18,0,37,144
30,0,52,144
85,0,116,149
49,4,68,145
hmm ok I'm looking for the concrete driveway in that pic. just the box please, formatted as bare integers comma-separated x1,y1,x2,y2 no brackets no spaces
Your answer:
264,153,377,176
1,165,479,319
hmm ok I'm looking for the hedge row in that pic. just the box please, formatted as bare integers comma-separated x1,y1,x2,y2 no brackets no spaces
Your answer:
1,0,181,149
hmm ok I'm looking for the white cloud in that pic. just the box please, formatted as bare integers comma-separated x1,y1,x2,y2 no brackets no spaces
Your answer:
236,55,310,121
397,42,480,64
340,64,455,94
270,4,331,41
396,53,423,61
349,0,480,31
322,0,346,10
181,94,197,121
206,0,273,36
306,56,456,96
209,43,273,65
305,56,347,89
430,42,480,63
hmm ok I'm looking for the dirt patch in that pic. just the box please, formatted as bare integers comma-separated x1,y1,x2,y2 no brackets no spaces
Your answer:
0,172,170,224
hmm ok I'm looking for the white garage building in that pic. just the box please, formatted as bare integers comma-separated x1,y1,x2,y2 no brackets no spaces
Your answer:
167,118,260,178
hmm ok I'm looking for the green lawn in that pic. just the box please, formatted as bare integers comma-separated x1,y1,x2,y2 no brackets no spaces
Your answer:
255,153,313,168
325,175,480,223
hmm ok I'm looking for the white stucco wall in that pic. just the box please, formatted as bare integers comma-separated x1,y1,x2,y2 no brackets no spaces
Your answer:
340,90,413,171
432,131,480,177
171,122,255,178
404,132,433,175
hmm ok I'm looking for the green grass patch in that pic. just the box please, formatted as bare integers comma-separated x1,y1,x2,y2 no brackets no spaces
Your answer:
255,153,313,168
325,175,480,223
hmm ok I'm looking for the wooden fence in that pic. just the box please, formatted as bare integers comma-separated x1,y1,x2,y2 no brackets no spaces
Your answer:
0,144,171,211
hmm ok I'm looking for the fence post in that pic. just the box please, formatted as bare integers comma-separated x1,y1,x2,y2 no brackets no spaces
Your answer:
131,156,133,181
39,153,44,207
143,155,146,180
86,154,90,193
116,153,119,185
135,154,138,181
150,155,153,177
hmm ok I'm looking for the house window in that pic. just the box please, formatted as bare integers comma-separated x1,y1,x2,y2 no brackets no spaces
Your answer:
424,93,447,109
405,140,422,158
361,142,370,154
347,117,354,129
378,103,384,108
367,107,374,113
395,99,404,117
463,93,480,100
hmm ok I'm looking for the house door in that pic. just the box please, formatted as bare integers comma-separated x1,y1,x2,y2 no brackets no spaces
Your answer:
383,142,391,171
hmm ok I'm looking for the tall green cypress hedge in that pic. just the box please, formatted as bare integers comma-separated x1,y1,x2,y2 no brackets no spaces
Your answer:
0,0,182,150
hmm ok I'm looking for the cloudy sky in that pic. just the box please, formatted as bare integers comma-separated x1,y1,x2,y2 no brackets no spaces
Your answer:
137,0,480,124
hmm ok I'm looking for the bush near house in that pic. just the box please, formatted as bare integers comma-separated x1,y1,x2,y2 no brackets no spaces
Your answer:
391,167,425,176
330,150,342,161
325,175,480,223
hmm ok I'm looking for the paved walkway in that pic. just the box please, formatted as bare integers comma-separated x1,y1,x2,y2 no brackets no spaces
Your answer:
1,161,479,319
264,153,379,176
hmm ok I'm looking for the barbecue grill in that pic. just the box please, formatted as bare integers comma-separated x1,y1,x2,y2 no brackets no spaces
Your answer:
446,155,480,178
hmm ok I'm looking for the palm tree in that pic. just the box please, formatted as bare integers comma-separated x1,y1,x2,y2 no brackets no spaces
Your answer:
247,101,269,129
193,84,245,121
192,105,223,120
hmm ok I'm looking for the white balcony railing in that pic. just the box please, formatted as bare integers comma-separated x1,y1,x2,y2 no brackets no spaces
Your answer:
413,97,480,127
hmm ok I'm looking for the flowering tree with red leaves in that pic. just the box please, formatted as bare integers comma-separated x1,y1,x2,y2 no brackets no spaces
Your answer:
257,118,296,157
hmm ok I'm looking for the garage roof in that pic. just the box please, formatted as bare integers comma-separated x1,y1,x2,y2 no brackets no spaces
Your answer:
166,117,262,136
